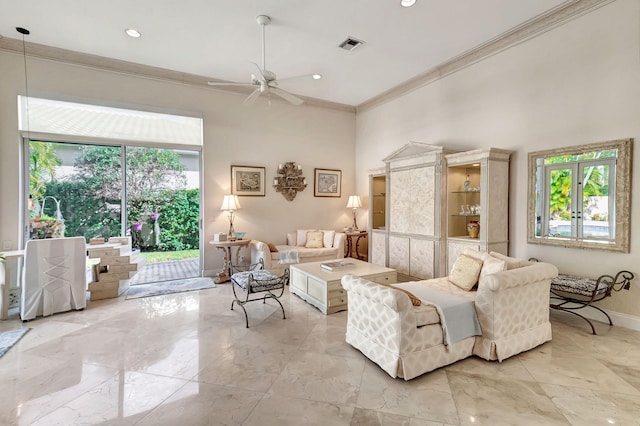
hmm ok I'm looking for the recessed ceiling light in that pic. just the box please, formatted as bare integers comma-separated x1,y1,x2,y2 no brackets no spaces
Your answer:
400,0,417,7
312,74,322,80
125,28,141,38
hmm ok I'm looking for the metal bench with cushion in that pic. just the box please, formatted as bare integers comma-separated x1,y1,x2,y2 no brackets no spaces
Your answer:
230,260,289,328
550,271,634,334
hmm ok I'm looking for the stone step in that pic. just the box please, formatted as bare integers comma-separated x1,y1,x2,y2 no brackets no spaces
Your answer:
89,278,130,301
87,238,134,259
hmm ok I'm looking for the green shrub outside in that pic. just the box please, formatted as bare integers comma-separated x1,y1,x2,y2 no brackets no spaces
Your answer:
45,183,199,251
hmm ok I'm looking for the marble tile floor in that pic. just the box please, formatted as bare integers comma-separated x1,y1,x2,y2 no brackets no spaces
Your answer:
1,284,640,426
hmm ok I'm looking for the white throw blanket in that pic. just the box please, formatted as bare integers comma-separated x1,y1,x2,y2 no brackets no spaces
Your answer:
394,282,482,347
278,249,299,264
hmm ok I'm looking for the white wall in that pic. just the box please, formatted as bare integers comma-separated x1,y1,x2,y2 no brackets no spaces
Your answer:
356,0,640,318
0,50,356,274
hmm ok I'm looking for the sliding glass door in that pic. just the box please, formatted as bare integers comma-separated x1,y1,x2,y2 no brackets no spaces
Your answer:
125,146,201,284
28,141,123,240
26,139,201,284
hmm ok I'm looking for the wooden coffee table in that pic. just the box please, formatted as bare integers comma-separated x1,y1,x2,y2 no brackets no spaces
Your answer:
290,259,397,314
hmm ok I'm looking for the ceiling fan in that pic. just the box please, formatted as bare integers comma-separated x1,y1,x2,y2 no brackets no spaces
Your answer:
208,15,312,106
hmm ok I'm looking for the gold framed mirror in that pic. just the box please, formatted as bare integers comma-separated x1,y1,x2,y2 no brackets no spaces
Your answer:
527,138,632,252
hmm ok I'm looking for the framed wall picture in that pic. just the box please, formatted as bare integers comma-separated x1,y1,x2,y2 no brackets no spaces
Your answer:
314,168,342,197
231,165,265,196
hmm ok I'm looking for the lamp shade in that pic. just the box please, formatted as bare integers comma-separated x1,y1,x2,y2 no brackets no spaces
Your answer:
220,194,241,211
346,195,362,209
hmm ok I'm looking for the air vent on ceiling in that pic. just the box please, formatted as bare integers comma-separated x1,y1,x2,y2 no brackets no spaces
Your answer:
338,37,365,51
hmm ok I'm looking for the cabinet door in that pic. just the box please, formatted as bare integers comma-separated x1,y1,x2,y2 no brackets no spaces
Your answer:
370,231,387,266
410,238,435,279
290,269,308,293
388,235,410,276
307,276,326,303
390,166,436,236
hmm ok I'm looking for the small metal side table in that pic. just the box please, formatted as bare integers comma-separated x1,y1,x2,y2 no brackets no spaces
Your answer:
209,239,251,284
344,231,368,260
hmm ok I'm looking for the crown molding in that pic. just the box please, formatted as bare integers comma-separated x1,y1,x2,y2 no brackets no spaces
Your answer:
356,0,615,113
0,37,356,114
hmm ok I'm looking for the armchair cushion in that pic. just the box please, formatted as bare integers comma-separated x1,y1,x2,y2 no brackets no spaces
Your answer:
231,270,278,291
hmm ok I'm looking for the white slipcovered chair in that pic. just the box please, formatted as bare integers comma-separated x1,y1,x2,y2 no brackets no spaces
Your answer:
21,237,87,321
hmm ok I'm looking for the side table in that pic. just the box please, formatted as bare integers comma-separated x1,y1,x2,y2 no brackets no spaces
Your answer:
344,231,368,260
210,239,251,284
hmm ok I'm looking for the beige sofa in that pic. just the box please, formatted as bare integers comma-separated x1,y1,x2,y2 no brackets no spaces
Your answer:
340,250,558,380
250,229,347,275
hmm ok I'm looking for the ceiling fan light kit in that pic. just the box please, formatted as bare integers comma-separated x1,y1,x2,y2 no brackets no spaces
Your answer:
207,14,313,106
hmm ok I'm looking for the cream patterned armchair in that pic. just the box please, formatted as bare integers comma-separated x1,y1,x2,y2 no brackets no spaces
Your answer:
341,250,558,380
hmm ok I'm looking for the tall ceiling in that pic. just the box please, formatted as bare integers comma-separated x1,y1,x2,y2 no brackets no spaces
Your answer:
0,0,570,107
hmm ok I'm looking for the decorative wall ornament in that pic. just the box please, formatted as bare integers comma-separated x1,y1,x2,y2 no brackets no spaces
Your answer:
273,162,307,201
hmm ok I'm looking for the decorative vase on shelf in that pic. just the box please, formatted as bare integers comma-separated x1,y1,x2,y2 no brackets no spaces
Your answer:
464,175,471,192
467,220,480,238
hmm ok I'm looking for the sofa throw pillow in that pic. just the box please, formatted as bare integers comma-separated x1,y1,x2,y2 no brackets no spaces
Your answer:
266,242,278,253
296,229,316,246
461,247,490,263
305,231,324,248
489,252,530,270
321,230,336,248
479,256,506,279
449,254,483,291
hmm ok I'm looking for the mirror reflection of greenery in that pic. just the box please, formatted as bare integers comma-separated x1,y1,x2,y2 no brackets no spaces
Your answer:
545,150,615,221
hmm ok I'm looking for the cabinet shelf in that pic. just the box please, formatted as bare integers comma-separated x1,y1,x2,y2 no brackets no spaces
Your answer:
450,191,480,194
451,214,480,217
448,235,482,241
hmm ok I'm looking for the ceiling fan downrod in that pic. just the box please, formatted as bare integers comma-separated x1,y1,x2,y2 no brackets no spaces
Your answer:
256,15,271,72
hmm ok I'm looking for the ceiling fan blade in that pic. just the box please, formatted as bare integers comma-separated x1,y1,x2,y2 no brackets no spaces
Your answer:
270,87,304,105
242,88,262,106
207,81,256,87
273,74,318,84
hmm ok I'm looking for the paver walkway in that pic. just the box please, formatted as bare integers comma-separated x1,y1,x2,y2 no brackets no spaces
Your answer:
129,258,199,285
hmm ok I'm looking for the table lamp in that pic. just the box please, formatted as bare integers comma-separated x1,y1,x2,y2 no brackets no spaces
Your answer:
346,195,362,230
220,194,241,239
